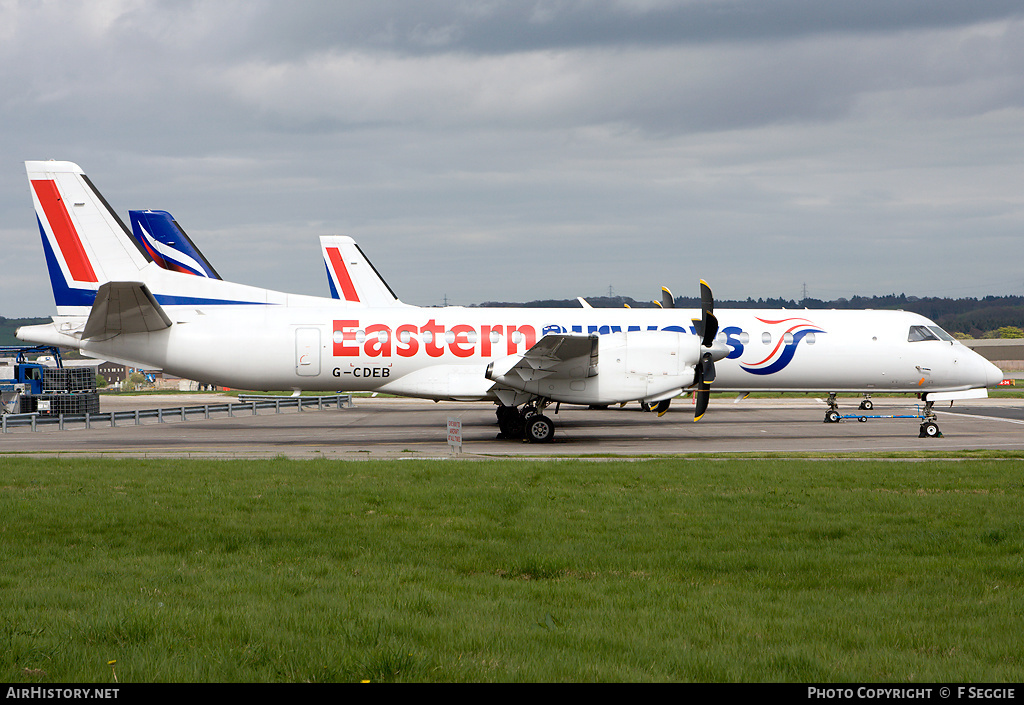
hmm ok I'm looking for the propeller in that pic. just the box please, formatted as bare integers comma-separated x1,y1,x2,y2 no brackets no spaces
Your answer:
647,280,726,420
691,279,721,422
693,351,715,421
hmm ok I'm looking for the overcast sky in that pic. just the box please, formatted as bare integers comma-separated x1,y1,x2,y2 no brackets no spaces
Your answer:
2,0,1023,316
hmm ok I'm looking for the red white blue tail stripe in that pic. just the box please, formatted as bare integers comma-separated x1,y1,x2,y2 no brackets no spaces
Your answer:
129,210,221,279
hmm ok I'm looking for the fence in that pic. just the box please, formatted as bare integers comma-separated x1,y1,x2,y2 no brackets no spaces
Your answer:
1,394,354,433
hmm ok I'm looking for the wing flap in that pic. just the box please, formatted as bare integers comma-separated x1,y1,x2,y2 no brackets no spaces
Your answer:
489,334,599,384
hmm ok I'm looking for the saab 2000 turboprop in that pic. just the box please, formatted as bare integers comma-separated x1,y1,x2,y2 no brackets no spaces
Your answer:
17,161,1003,442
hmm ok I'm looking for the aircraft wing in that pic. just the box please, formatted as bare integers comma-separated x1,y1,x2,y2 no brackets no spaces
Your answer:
82,281,173,339
490,333,599,383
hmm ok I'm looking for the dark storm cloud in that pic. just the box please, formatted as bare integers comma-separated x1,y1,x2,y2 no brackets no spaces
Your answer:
224,1,1024,56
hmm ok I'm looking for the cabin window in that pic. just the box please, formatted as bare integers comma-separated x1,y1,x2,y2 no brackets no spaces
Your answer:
804,332,816,345
762,332,772,345
783,332,794,345
908,325,940,342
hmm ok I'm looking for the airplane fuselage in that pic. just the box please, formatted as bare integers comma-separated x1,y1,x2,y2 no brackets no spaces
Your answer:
30,303,1000,404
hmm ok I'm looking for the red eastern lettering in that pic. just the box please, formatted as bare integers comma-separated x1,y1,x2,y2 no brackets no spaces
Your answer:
364,323,392,357
333,320,537,358
507,324,536,355
481,325,502,357
449,324,475,358
333,319,359,357
422,319,445,357
396,324,419,357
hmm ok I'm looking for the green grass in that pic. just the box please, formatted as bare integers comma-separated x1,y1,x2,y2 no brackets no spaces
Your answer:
1,457,1022,682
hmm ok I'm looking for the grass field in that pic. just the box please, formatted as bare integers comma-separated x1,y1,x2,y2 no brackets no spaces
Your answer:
1,456,1022,683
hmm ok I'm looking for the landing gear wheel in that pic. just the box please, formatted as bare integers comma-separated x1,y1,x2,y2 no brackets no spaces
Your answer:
525,414,555,443
496,405,524,439
859,399,873,410
824,410,841,423
919,421,941,438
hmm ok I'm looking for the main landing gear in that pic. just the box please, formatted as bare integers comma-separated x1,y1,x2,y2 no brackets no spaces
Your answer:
496,400,556,443
822,393,942,438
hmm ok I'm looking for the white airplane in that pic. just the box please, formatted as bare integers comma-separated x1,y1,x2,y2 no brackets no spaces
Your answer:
18,160,1003,441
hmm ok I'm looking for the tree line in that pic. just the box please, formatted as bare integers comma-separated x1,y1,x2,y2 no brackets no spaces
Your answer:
473,294,1024,338
5,293,1023,343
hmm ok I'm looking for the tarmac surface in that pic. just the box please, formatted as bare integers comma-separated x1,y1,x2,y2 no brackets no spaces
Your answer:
2,393,1023,458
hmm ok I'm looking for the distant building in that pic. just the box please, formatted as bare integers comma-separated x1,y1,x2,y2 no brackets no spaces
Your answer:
96,361,128,384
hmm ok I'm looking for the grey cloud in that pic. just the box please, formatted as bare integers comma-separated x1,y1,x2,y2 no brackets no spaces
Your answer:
1,0,1023,315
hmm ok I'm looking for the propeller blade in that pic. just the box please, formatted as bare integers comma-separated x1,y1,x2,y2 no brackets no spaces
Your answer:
654,399,671,416
661,287,674,309
700,279,713,315
702,311,719,348
701,352,716,384
691,281,718,347
694,386,711,421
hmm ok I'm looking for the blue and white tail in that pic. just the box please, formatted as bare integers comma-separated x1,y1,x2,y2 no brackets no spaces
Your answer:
129,210,221,279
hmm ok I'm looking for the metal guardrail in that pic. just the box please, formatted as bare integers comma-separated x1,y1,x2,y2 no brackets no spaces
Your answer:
1,394,354,433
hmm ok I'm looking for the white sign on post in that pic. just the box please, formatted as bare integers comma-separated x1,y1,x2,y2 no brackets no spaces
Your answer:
447,417,462,454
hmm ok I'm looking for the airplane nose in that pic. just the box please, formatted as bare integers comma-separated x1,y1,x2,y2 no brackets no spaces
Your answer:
985,359,1004,388
961,347,1004,389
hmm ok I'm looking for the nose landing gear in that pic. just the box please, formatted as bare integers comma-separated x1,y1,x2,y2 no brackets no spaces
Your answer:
822,393,942,438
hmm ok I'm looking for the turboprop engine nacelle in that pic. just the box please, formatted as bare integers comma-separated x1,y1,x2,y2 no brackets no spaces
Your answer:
486,330,701,405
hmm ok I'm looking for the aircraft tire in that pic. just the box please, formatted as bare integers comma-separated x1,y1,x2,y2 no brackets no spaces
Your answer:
525,414,555,443
919,421,941,438
496,405,523,439
824,410,841,423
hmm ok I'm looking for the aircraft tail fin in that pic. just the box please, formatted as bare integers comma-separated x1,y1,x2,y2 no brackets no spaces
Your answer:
129,210,221,279
321,235,407,307
27,161,152,315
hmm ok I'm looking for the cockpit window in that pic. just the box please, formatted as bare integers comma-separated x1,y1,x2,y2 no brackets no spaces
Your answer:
927,326,956,342
908,325,940,342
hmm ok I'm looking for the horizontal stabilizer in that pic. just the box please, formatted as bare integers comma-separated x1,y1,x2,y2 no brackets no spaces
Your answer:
82,282,173,339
